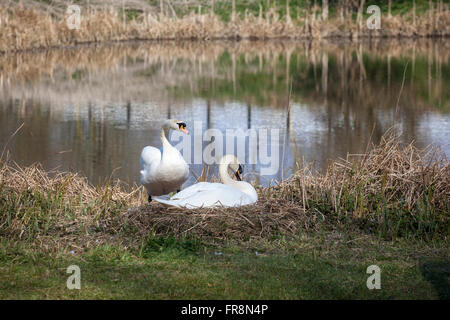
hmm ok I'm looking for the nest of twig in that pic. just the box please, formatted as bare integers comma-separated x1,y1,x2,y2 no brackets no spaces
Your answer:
119,196,315,241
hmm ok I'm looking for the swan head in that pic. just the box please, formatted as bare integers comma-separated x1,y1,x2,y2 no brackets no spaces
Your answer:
219,154,258,202
163,119,189,134
230,163,243,181
220,155,243,181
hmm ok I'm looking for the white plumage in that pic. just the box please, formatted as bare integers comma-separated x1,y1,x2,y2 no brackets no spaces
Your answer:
140,119,189,199
155,155,258,209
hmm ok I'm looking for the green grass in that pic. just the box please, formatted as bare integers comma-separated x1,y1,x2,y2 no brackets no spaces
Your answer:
0,235,448,299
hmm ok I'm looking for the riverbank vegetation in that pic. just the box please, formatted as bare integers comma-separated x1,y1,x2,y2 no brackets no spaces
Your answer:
1,1,449,300
1,130,448,248
0,130,449,299
0,0,449,52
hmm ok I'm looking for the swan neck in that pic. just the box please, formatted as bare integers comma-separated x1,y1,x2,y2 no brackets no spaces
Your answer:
160,127,173,157
219,159,257,201
219,158,239,187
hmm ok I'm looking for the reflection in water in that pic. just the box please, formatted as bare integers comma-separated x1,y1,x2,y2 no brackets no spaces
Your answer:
0,40,448,187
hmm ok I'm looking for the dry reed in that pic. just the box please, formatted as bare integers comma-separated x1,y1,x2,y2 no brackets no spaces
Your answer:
0,4,449,53
0,157,142,240
1,130,447,247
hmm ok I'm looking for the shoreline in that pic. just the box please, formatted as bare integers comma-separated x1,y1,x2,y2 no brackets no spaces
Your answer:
1,1,449,300
1,34,448,56
3,29,449,55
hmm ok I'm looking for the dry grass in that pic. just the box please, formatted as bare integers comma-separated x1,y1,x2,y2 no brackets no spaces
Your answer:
0,4,449,53
0,128,447,253
280,129,450,237
0,157,142,241
2,130,447,249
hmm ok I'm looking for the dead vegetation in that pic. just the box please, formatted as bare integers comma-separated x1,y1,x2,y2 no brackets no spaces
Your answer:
0,156,142,241
0,3,449,53
1,130,448,250
118,130,449,242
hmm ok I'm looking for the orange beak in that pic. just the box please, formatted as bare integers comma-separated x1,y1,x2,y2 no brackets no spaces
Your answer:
180,127,189,134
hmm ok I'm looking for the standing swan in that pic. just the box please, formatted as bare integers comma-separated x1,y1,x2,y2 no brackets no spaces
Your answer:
155,155,258,209
140,119,189,202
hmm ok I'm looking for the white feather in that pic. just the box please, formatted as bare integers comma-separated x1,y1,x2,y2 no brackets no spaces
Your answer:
140,120,189,197
155,155,258,208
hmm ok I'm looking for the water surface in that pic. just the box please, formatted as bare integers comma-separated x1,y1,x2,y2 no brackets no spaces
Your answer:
0,40,448,187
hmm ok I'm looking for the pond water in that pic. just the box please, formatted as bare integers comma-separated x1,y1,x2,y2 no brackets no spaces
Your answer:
0,39,449,188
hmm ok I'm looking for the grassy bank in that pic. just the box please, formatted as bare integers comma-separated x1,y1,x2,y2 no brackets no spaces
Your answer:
0,131,449,299
1,236,448,299
0,1,449,52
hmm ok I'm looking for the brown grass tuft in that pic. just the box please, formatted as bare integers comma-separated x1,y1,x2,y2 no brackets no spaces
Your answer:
0,158,141,240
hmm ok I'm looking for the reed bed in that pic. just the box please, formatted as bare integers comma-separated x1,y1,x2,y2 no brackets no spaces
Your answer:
279,130,450,239
0,4,449,53
0,158,142,241
1,131,448,250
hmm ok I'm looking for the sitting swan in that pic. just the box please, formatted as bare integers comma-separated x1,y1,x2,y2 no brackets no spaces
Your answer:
140,119,189,202
155,155,258,209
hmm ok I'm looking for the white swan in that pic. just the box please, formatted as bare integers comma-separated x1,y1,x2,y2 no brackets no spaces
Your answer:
155,155,258,209
140,119,189,202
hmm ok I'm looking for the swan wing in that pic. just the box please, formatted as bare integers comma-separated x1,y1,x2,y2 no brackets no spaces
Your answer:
140,146,161,184
155,183,254,209
168,182,212,199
